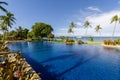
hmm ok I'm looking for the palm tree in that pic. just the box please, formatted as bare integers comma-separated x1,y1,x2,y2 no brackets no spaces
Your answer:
111,15,120,38
68,28,73,34
84,20,92,36
0,12,16,40
0,24,7,40
69,21,76,28
16,26,23,40
0,1,8,12
95,25,102,36
68,21,76,37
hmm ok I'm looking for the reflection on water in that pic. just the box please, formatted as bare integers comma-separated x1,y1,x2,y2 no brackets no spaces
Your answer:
7,42,120,80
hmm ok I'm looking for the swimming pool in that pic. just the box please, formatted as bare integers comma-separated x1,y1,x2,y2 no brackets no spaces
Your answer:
7,42,120,80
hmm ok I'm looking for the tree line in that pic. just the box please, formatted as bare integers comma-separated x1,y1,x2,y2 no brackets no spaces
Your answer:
68,15,120,39
0,1,54,41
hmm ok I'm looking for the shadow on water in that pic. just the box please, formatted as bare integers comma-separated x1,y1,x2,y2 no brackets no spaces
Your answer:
40,53,78,64
23,53,58,80
23,52,99,80
56,53,99,77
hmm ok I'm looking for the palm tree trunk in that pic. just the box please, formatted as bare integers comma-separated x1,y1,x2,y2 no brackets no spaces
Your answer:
85,28,88,36
99,31,102,42
111,22,117,39
2,31,5,42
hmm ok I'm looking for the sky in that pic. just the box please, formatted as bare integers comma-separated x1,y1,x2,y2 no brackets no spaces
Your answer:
2,0,120,37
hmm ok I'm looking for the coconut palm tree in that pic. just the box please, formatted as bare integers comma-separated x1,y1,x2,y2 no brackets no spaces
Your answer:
68,21,76,37
95,25,102,36
16,26,23,40
0,24,7,40
0,12,16,40
0,1,8,12
69,21,76,28
68,28,73,34
111,15,120,38
84,20,92,36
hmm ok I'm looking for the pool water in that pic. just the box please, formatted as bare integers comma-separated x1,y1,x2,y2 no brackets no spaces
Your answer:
7,42,120,80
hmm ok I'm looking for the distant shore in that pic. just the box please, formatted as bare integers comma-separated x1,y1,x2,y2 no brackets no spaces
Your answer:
101,44,120,49
5,40,32,43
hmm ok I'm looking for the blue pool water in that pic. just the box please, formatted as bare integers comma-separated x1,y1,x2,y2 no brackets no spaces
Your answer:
7,42,120,80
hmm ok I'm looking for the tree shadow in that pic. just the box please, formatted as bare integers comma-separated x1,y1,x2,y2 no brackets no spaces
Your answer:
56,53,99,77
23,53,58,80
40,50,87,64
23,52,99,80
40,54,77,64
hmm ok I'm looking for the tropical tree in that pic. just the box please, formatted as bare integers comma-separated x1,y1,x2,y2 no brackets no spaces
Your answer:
16,26,23,39
68,21,76,37
47,33,54,38
84,20,92,36
0,25,7,40
16,26,29,40
32,22,53,38
111,15,120,38
7,30,17,40
27,31,34,39
69,21,76,28
0,1,8,12
95,25,102,36
0,12,16,40
68,28,73,34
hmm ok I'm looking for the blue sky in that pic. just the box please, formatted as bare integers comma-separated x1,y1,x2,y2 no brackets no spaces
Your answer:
3,0,120,36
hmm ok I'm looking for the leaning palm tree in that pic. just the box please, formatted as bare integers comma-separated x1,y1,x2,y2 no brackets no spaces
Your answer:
111,15,120,39
84,20,92,36
0,12,16,40
68,28,73,34
95,25,102,36
16,26,23,40
0,24,7,40
0,1,8,12
68,21,76,37
69,21,76,28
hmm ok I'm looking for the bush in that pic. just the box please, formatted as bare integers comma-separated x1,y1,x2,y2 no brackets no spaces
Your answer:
89,36,94,42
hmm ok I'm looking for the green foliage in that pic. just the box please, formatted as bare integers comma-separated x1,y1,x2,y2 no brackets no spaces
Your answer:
104,39,120,45
68,28,73,33
95,25,102,32
15,26,29,40
0,34,3,40
111,15,120,38
68,22,76,34
0,12,16,41
89,36,94,42
60,36,65,40
84,20,90,28
69,21,76,28
27,31,34,39
0,1,8,12
47,33,54,38
84,20,92,35
32,22,53,38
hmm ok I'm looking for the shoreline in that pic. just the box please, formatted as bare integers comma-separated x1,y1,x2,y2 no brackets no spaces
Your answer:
101,44,120,49
7,40,120,49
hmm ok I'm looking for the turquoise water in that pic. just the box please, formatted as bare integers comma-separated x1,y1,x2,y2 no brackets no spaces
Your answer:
7,42,120,80
80,37,120,42
55,37,120,42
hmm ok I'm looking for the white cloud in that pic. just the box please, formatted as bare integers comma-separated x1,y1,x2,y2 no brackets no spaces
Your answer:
55,10,120,37
59,28,68,31
87,6,102,12
86,10,120,36
76,22,82,26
